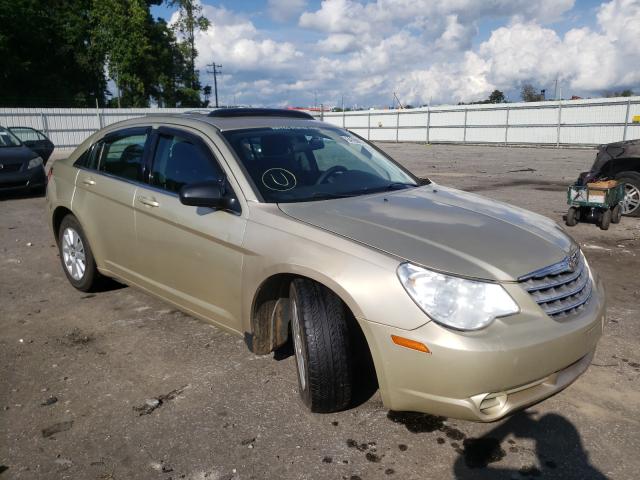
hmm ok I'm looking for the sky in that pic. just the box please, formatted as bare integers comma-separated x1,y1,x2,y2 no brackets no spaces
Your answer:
151,0,640,108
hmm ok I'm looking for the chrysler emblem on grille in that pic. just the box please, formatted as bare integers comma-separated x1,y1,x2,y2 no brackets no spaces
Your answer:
567,251,579,272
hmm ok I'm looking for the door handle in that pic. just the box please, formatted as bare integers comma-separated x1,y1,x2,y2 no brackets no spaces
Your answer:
138,195,159,207
81,178,96,186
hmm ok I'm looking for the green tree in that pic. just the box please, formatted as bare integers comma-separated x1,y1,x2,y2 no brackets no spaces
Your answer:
0,0,106,107
605,89,634,98
91,0,155,107
488,89,505,103
168,0,210,91
521,83,543,102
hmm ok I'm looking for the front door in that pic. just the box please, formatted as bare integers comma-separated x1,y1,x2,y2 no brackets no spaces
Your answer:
133,127,246,332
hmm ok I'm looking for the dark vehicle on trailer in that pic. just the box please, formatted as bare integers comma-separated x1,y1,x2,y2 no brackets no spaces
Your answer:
8,126,55,163
0,126,47,194
579,139,640,217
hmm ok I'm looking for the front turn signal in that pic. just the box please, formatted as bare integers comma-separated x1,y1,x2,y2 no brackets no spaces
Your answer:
391,335,431,354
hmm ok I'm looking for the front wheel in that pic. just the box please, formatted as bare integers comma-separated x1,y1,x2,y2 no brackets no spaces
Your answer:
611,204,622,224
289,278,353,413
58,215,101,291
566,207,579,226
599,209,612,230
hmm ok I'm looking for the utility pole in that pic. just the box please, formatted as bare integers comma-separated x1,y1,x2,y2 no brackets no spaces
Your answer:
393,92,404,109
206,62,222,108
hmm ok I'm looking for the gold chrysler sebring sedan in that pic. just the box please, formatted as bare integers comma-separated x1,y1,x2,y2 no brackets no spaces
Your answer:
46,109,604,421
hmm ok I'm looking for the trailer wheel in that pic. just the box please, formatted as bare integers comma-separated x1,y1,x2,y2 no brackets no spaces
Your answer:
599,209,612,230
611,204,622,224
566,207,579,227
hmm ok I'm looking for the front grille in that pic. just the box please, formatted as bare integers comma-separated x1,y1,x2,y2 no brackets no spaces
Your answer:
519,250,592,318
0,163,22,173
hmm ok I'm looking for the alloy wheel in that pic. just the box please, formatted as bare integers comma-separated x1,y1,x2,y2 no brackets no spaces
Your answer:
61,227,86,281
621,183,640,215
290,297,307,391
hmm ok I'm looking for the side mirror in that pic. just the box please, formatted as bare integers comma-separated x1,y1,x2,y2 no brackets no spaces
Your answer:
179,181,225,209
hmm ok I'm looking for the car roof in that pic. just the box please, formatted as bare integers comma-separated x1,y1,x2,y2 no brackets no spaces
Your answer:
122,108,327,133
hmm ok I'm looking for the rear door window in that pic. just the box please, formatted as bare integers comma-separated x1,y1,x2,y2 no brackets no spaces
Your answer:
98,130,149,182
150,131,222,194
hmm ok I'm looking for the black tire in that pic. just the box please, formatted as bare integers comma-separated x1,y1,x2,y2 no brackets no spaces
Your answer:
615,171,640,217
58,215,101,291
566,207,579,226
611,204,622,224
599,209,611,231
289,278,353,413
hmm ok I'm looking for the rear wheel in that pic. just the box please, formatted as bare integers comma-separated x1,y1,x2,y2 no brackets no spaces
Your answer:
615,172,640,217
289,278,353,413
58,215,101,291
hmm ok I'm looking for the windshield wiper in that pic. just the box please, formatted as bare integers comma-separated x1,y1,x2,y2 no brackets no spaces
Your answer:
385,182,417,191
307,183,416,201
309,192,358,200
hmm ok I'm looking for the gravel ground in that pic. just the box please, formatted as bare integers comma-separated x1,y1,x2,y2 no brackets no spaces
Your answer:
1,144,639,480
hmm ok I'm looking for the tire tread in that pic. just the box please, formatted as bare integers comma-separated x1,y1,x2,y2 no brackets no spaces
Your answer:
292,279,352,413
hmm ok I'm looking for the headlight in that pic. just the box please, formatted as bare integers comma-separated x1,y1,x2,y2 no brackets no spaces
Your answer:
397,263,519,331
28,156,43,169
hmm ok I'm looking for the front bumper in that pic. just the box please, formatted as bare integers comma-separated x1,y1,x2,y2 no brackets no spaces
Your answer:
0,165,46,192
359,274,605,422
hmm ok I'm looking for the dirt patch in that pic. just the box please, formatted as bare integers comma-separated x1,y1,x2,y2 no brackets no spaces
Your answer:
59,327,94,346
133,385,189,416
42,420,74,438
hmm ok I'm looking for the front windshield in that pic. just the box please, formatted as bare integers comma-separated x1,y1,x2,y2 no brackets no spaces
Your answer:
0,128,22,147
223,126,419,203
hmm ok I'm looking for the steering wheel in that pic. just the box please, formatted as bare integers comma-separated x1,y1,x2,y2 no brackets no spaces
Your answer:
316,165,347,184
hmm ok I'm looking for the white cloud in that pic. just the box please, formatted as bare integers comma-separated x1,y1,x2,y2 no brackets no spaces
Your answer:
268,0,308,22
299,0,575,38
169,0,640,107
301,0,640,105
475,0,640,95
173,5,301,72
435,14,477,52
317,33,359,53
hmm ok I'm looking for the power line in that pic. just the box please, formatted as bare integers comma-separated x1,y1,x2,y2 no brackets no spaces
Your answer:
206,62,222,108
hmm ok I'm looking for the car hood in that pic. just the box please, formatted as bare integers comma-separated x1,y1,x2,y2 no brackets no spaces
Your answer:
0,145,37,164
278,184,576,281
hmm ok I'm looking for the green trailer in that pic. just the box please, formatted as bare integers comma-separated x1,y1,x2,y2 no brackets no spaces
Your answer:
566,181,625,230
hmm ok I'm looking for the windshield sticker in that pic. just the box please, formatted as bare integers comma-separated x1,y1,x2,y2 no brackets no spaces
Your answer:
340,135,365,146
261,168,297,191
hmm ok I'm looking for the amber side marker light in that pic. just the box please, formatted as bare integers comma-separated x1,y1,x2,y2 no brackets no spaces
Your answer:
391,335,431,354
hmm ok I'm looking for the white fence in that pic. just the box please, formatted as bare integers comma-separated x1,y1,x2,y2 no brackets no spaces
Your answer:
320,96,640,146
1,96,639,149
0,107,193,149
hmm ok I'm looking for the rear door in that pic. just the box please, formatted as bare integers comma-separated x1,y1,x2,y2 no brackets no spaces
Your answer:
9,127,55,162
133,126,246,331
73,127,151,278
